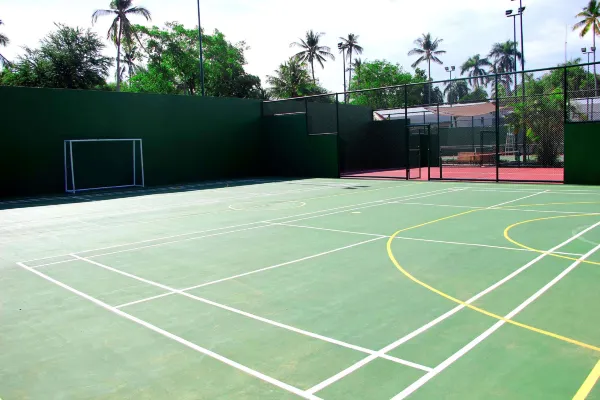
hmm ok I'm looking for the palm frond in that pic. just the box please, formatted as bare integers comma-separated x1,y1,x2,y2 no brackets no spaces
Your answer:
411,56,425,68
92,9,116,24
408,48,425,56
125,6,151,20
0,33,9,47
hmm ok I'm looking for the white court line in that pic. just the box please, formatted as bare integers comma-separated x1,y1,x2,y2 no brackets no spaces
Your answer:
115,236,386,308
399,202,600,215
25,186,458,267
16,262,321,400
393,237,600,400
272,222,584,257
306,190,551,394
0,183,357,240
69,254,431,372
309,209,600,395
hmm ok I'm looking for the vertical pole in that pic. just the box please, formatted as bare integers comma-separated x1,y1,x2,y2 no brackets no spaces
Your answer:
342,49,347,104
404,85,409,180
495,74,500,182
437,102,442,179
69,141,76,193
305,98,309,134
139,140,145,188
196,0,205,97
335,93,341,178
587,53,590,119
513,16,518,95
133,141,137,186
564,66,569,123
471,116,475,153
64,141,68,193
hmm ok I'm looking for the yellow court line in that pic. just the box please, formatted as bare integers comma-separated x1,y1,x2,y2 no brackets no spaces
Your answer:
504,214,600,267
573,359,600,400
386,209,600,353
504,202,600,208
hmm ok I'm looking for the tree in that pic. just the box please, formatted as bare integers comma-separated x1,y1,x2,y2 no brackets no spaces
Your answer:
339,34,363,91
460,54,491,88
349,58,363,86
92,0,151,92
489,41,522,75
1,24,112,89
266,57,326,98
347,60,427,108
0,19,9,67
290,30,335,83
573,0,600,94
444,80,470,103
129,23,263,98
461,87,489,102
408,33,445,81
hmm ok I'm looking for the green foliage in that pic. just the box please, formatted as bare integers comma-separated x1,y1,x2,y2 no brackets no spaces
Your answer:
126,23,263,98
291,30,335,83
0,19,9,67
347,60,433,108
506,73,567,166
461,87,489,102
1,24,112,89
266,57,327,99
460,54,491,88
444,80,470,103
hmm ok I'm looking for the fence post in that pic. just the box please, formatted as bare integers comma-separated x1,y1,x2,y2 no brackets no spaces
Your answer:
563,66,569,123
335,93,341,178
304,98,309,134
404,85,410,180
495,73,500,182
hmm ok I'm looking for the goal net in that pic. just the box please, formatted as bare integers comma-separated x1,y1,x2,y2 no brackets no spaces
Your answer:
64,139,145,193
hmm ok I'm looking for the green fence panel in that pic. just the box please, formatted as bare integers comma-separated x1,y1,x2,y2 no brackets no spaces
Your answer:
262,114,338,178
565,122,600,185
0,87,263,198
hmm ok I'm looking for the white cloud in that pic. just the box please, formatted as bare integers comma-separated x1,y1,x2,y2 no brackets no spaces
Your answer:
0,0,595,92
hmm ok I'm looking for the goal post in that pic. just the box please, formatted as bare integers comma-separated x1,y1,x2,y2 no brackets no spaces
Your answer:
64,139,145,193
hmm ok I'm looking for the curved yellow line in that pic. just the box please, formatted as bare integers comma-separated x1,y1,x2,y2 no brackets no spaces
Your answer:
386,210,600,352
504,214,600,266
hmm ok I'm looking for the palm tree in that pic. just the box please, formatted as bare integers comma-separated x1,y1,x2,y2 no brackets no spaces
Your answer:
489,41,522,75
339,34,364,89
460,54,492,89
574,0,600,95
92,0,151,92
290,30,335,83
408,33,445,81
348,58,363,87
444,80,469,104
267,57,314,98
0,19,9,67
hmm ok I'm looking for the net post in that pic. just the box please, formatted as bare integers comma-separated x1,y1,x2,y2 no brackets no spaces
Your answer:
69,141,76,193
495,73,500,182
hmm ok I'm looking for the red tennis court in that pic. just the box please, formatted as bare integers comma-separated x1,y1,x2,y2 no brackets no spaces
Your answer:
343,167,564,182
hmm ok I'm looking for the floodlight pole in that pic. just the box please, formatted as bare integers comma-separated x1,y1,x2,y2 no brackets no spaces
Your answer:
196,0,206,97
338,43,347,103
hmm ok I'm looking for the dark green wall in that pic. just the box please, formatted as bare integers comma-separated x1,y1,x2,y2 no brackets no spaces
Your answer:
565,122,600,185
262,114,338,178
0,86,262,198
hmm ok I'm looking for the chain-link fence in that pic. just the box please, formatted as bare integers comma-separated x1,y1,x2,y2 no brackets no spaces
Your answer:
262,62,599,183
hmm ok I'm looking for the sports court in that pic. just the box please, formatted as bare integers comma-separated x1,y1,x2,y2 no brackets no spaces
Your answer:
3,178,600,399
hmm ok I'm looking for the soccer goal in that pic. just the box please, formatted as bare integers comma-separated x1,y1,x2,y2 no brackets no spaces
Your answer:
64,139,145,194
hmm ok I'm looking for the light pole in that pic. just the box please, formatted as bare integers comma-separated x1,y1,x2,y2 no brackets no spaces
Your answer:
511,0,525,73
506,6,525,94
445,66,456,108
338,42,347,103
445,65,455,81
196,0,205,96
583,47,595,119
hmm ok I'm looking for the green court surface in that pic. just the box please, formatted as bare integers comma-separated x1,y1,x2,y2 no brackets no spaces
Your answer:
2,179,600,400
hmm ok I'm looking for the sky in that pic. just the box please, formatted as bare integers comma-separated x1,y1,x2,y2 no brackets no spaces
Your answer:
0,0,595,92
